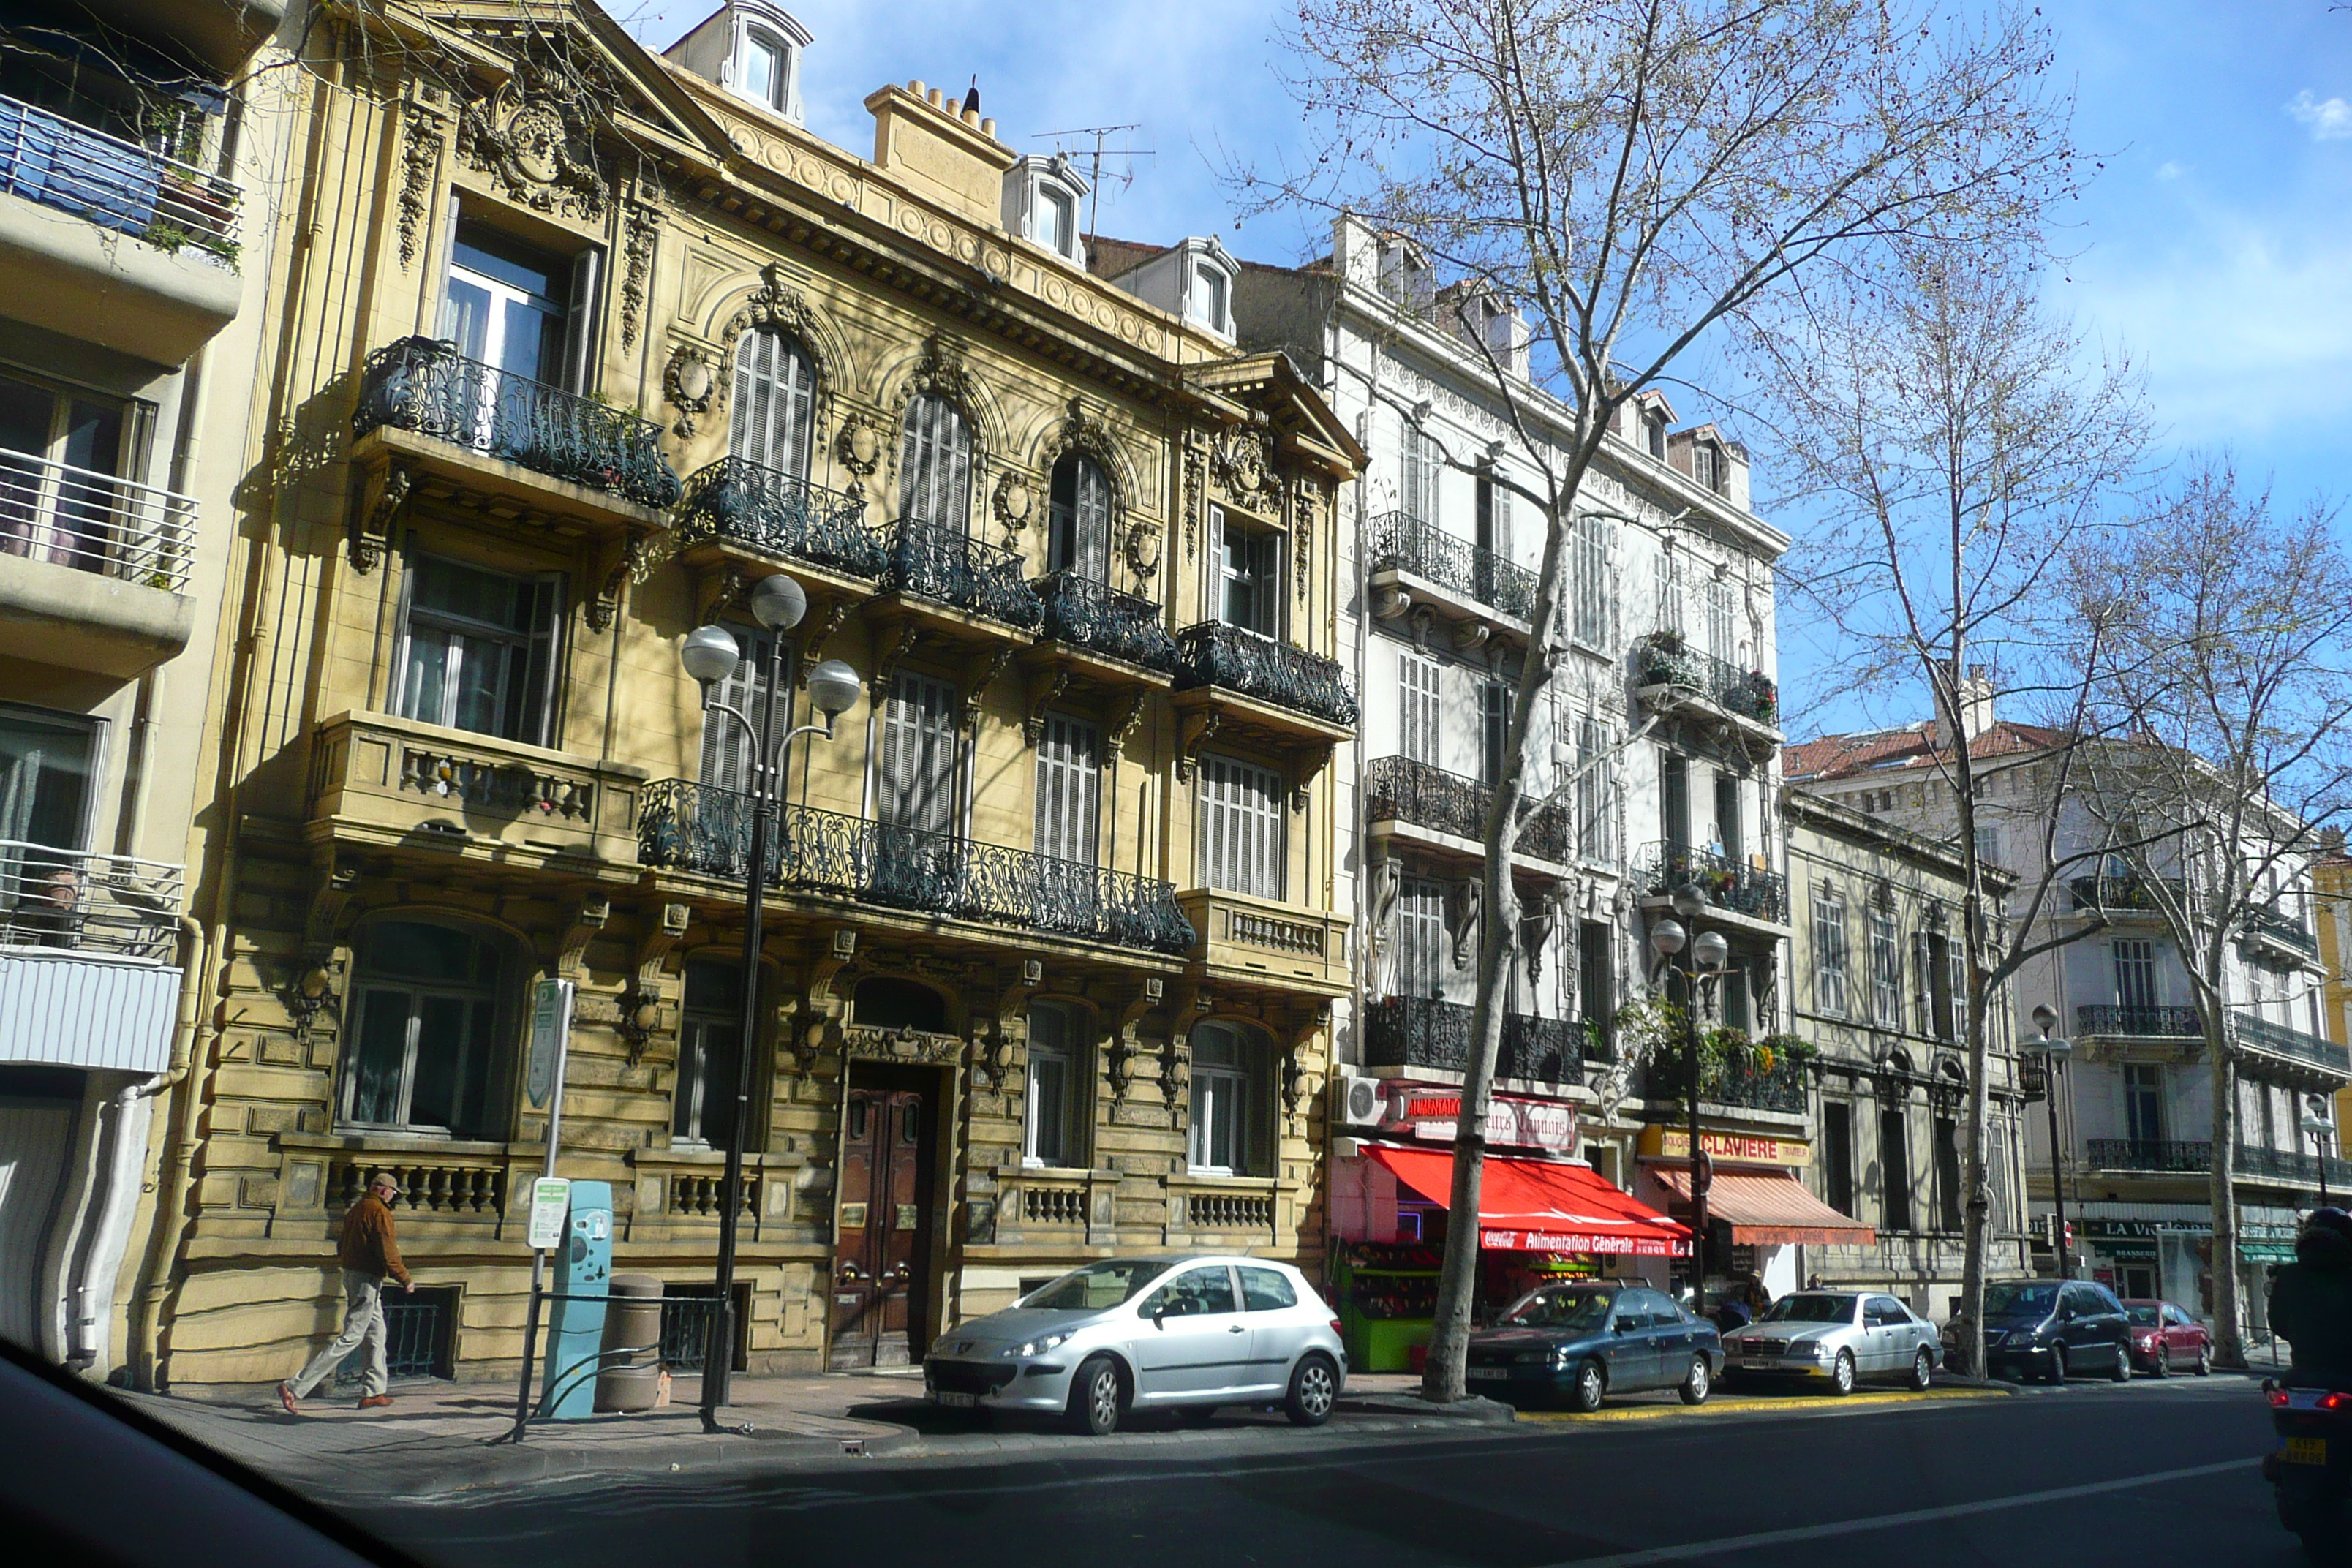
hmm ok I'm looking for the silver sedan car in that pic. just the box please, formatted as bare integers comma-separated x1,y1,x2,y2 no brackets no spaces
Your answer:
1719,1289,1941,1395
921,1254,1347,1435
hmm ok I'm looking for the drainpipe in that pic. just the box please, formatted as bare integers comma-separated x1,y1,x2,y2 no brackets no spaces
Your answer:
126,912,213,1390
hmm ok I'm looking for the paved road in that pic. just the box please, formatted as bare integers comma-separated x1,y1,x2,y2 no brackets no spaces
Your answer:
330,1375,2288,1568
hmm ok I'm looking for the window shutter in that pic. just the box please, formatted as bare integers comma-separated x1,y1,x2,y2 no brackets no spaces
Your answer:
521,574,563,747
1399,655,1440,765
1077,458,1111,581
1205,502,1226,622
1199,754,1284,899
899,396,927,521
698,625,780,796
562,248,602,394
733,333,818,478
880,672,959,834
1396,877,1447,996
1033,713,1101,864
1481,680,1512,786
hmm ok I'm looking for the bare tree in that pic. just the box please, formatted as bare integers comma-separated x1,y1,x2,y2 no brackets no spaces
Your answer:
2068,464,2352,1368
1245,0,2080,1401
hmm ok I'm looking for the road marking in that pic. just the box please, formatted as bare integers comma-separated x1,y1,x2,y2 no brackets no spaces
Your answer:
1517,1388,1999,1424
1533,1457,2261,1566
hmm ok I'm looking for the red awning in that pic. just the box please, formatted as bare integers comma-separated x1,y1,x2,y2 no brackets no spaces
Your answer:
1652,1169,1877,1247
1365,1144,1692,1257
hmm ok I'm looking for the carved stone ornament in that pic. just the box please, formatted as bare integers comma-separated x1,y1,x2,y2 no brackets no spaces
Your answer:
843,1024,967,1066
992,468,1035,545
835,412,883,477
1213,423,1279,507
586,532,653,633
348,463,410,574
663,344,715,438
1181,430,1208,559
395,89,449,271
1124,521,1163,584
455,64,608,222
619,195,662,351
723,262,822,361
895,332,982,425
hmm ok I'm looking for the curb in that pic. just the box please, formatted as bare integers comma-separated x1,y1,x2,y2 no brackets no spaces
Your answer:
297,1424,926,1503
1336,1391,1517,1425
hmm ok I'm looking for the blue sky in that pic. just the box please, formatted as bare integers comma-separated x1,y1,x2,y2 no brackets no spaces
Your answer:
621,1,2352,734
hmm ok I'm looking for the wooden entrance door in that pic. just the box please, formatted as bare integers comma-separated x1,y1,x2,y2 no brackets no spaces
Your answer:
829,1064,936,1368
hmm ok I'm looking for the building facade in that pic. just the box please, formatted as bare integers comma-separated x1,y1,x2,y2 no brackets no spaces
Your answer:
135,0,1362,1392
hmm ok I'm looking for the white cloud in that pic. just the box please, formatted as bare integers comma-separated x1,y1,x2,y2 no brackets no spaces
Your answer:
2155,160,2182,180
2287,90,2352,140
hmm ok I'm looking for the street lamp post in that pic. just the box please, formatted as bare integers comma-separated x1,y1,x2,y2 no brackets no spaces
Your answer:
2027,1004,2074,1280
1651,882,1729,1313
2303,1096,2336,1208
677,573,862,1433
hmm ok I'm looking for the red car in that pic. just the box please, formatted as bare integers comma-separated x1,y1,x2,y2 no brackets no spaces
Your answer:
2120,1298,2212,1376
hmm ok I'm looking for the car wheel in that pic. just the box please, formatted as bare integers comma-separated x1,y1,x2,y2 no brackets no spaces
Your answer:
1828,1349,1855,1397
2108,1343,2130,1383
2047,1345,2068,1385
1678,1355,1711,1406
2196,1343,2213,1376
1568,1358,1606,1414
2149,1345,2169,1378
1284,1354,1338,1428
1908,1348,1933,1392
1067,1354,1124,1436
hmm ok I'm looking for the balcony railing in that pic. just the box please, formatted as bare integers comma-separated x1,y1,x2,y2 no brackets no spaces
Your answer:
2068,874,2193,914
1643,1049,1809,1114
1368,510,1538,623
2231,1012,2352,1077
2076,1004,2204,1039
0,94,240,265
1033,570,1180,672
879,517,1044,630
1636,842,1789,924
2085,1138,2352,1187
1632,633,1778,727
637,782,1194,954
352,337,682,510
0,840,184,960
0,445,194,592
1176,622,1360,728
674,457,881,578
1364,755,1572,862
2246,903,2320,958
1360,995,1593,1088
2237,1145,2352,1188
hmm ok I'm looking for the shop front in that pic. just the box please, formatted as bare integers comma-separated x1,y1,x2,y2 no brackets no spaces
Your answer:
2073,1205,2300,1333
1636,1127,1870,1305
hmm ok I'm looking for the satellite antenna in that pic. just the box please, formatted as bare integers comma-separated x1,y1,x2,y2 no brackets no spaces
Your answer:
1032,123,1155,248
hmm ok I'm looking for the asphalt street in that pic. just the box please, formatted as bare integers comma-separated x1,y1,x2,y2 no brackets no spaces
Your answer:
329,1374,2285,1568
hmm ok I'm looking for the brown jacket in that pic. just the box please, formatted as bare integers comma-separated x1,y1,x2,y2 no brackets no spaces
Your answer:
337,1194,410,1286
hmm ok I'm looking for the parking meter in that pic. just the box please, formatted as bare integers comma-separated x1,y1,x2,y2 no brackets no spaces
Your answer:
540,1180,611,1420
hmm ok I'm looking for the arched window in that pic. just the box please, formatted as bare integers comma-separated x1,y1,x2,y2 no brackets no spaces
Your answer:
853,976,948,1033
342,921,508,1137
731,329,817,479
1188,1020,1273,1177
738,26,789,113
1047,453,1112,579
899,393,971,534
674,959,747,1148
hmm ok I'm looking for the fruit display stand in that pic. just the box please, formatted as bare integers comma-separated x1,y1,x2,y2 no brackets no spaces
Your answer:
1333,1242,1441,1373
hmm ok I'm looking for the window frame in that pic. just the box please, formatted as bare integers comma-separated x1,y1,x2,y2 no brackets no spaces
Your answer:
392,550,565,747
338,921,508,1139
1024,1001,1089,1169
1187,1021,1272,1177
898,392,974,535
672,958,748,1149
1812,883,1850,1017
729,327,818,479
1196,752,1286,900
1047,452,1115,580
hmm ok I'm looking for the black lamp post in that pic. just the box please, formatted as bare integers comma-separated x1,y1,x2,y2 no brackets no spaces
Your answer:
2028,1003,2073,1279
677,574,862,1433
1651,882,1729,1313
2304,1095,2336,1209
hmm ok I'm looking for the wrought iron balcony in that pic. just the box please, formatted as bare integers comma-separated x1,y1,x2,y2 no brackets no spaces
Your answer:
879,518,1044,630
2075,1004,2204,1039
1636,841,1789,925
2236,1145,2352,1188
1643,1049,1809,1114
1360,995,1591,1087
2067,874,2193,914
1364,755,1572,862
0,92,241,265
1033,570,1180,672
1368,510,1538,623
2231,1012,2351,1077
2085,1137,2212,1173
637,782,1194,954
351,337,682,510
1175,622,1359,728
1632,632,1778,728
0,444,195,592
674,457,881,578
2245,903,2320,958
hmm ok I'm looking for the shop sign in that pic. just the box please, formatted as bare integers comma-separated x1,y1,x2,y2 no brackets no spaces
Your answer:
1640,1126,1810,1168
2081,1218,2210,1237
2094,1239,2160,1261
1386,1090,1577,1153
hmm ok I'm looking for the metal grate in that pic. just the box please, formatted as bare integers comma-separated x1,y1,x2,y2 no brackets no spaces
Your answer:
334,1285,455,1386
659,1286,750,1374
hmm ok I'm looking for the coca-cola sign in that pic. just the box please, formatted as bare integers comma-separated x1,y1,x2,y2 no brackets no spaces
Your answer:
1384,1088,1578,1154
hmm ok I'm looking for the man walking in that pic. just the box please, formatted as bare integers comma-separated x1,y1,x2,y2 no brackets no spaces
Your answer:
279,1172,412,1414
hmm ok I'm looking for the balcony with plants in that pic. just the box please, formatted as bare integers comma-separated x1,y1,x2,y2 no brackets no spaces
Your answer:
1631,630,1780,739
1367,510,1538,640
1635,841,1790,929
1641,1028,1812,1115
1174,621,1359,738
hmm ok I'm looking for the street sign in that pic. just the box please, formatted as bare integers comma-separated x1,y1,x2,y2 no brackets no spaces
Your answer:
527,1177,572,1250
526,978,575,1109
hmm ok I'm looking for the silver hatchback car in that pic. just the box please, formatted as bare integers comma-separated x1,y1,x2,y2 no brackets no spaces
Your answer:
922,1254,1347,1435
1719,1289,1941,1395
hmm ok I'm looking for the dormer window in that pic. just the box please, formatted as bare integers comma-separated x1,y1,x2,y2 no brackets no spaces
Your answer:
1001,155,1090,263
1039,187,1074,254
1646,412,1667,460
739,27,789,113
1191,261,1229,333
1377,236,1434,312
664,3,811,126
1101,236,1238,340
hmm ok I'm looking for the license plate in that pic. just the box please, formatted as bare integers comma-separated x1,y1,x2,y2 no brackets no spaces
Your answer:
2285,1437,2329,1466
935,1390,978,1408
1466,1367,1509,1382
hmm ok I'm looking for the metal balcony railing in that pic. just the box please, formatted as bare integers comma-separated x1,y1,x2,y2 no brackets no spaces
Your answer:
1033,570,1180,672
1636,841,1789,924
2237,1145,2352,1188
2245,903,2321,957
1632,632,1778,726
1175,622,1359,728
2068,874,2194,914
0,94,240,265
880,518,1044,630
2085,1138,2212,1173
1360,995,1595,1087
637,782,1194,954
674,457,880,578
1368,510,1538,623
1363,755,1572,862
1643,1049,1809,1114
2075,1004,2204,1039
0,445,195,592
352,338,683,510
2231,1012,2352,1077
0,840,184,960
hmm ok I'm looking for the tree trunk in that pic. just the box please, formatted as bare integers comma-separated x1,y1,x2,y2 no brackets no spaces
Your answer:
2207,1009,2245,1368
1958,954,1993,1379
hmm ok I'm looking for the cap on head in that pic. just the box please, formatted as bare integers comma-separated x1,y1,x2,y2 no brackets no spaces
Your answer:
369,1171,401,1195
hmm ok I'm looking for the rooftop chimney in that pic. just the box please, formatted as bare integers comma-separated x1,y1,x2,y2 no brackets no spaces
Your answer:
866,80,1013,225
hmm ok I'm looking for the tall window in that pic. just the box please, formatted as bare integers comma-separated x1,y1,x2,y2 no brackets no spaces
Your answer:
1395,876,1447,998
1713,774,1742,860
1191,262,1229,332
2123,1063,2166,1145
1660,753,1689,855
696,622,784,797
1210,505,1282,636
1197,754,1285,900
1880,1101,1913,1232
343,921,505,1137
1570,510,1613,647
1474,472,1510,576
0,370,147,575
1398,652,1440,765
1973,823,2002,868
1480,681,1512,787
899,393,972,532
1705,576,1735,663
1655,549,1684,638
1812,885,1850,1016
441,221,589,393
1575,715,1613,862
1047,453,1112,579
673,960,746,1148
2114,938,2158,1011
1923,929,1956,1041
396,554,562,746
0,705,96,851
1934,1117,1962,1231
1033,713,1101,864
1823,1101,1855,1215
1025,1002,1087,1168
877,672,960,834
1189,1022,1270,1176
1645,411,1667,460
730,329,817,478
1578,921,1613,1044
1401,426,1441,527
736,26,790,111
1869,902,1901,1028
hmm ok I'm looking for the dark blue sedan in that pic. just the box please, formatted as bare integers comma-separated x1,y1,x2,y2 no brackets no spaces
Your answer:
1464,1283,1722,1411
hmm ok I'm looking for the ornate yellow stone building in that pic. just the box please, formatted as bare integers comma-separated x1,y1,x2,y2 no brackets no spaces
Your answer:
143,0,1360,1389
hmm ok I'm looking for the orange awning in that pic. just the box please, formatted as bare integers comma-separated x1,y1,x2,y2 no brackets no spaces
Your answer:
1365,1144,1692,1257
1653,1169,1876,1247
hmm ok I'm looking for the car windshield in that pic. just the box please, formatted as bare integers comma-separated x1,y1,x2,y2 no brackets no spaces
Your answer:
1759,1293,1856,1323
1499,1288,1615,1330
1019,1259,1173,1311
2126,1305,2162,1325
1986,1281,2062,1316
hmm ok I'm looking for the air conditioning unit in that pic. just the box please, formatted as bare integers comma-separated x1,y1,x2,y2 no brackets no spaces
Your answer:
1335,1073,1389,1128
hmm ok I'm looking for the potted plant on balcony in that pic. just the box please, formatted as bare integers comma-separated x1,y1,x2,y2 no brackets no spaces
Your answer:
1633,628,1687,687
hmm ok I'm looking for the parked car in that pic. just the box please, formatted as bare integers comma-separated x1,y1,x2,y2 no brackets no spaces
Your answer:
921,1255,1346,1436
1980,1279,2133,1384
2120,1298,2214,1376
1463,1282,1722,1413
1720,1290,1940,1395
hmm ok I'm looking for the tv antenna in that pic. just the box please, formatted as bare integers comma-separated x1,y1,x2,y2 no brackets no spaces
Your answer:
1033,124,1154,247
